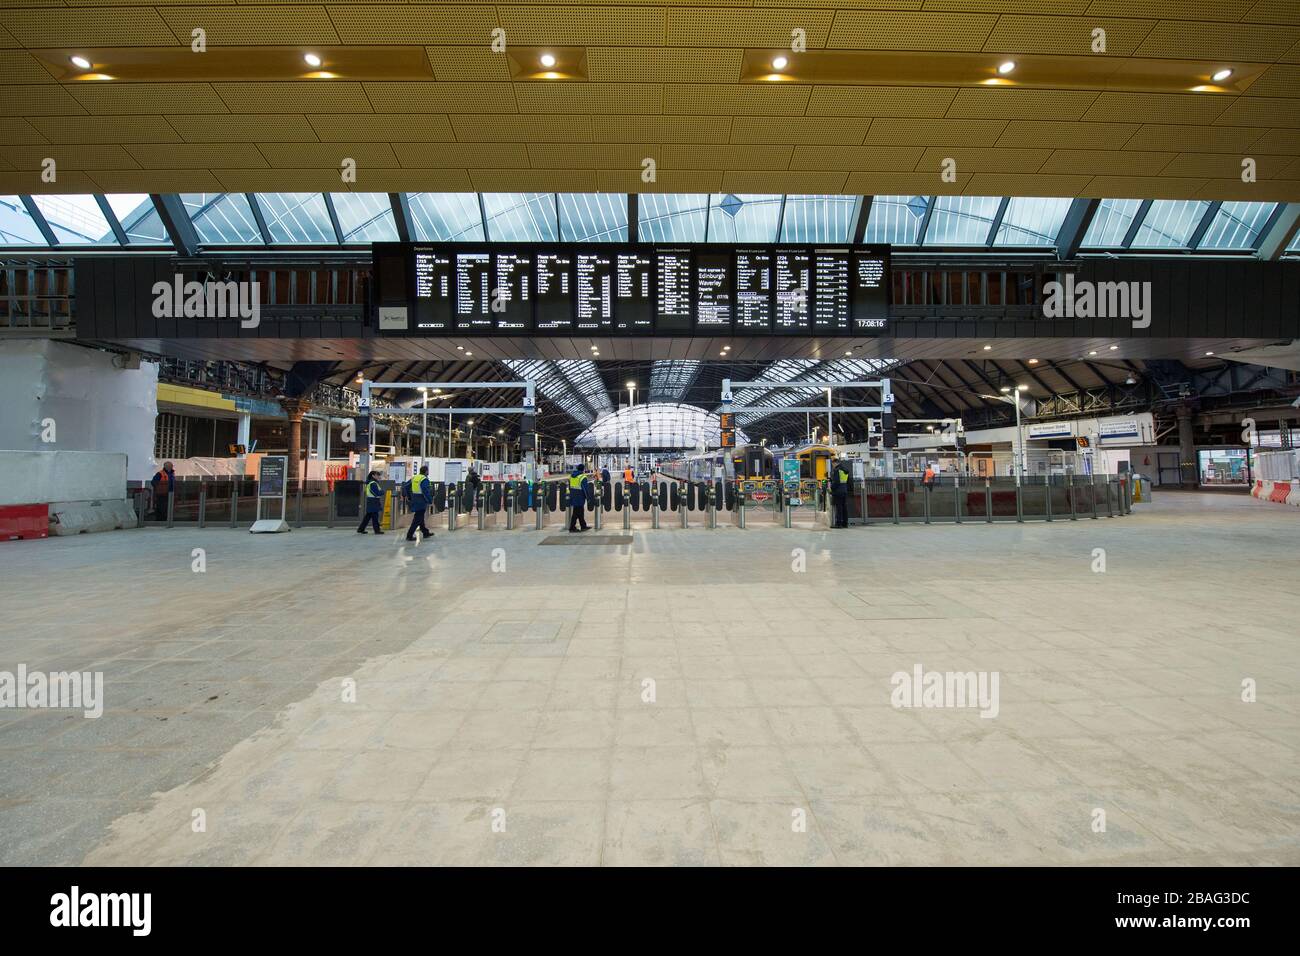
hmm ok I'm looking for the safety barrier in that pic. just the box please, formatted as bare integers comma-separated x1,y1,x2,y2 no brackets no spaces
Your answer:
1251,478,1299,507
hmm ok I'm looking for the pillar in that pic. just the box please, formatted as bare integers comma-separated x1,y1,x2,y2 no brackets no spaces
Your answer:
1176,404,1197,488
236,412,251,456
279,397,312,485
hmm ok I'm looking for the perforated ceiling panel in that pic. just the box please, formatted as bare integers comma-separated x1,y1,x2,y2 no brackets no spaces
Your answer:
2,1,1299,201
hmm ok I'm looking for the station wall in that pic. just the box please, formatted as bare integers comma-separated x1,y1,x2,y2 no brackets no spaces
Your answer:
0,340,158,483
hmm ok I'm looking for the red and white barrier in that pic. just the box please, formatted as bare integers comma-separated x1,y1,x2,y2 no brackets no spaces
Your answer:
1250,479,1300,507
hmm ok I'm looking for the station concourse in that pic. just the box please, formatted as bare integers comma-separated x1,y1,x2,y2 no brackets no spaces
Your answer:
0,1,1298,880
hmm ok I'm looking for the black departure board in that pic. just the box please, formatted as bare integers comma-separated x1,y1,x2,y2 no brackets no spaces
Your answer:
614,250,652,333
535,251,573,332
454,252,491,332
774,249,811,334
852,249,890,332
695,252,732,331
655,248,692,333
812,249,850,334
492,251,532,332
376,242,890,336
734,248,772,332
412,250,452,331
575,251,614,332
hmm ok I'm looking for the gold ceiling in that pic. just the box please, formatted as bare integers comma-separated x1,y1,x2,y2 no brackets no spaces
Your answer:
2,1,1299,200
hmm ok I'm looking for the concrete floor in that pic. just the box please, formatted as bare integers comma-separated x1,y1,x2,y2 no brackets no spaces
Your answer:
1,492,1297,866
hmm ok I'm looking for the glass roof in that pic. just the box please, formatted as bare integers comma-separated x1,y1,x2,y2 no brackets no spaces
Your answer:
994,197,1071,247
638,193,708,242
333,193,398,243
0,196,48,244
407,192,485,242
1080,198,1142,248
864,195,926,244
1131,199,1211,249
707,194,782,243
1199,202,1277,250
258,192,336,243
575,402,747,449
730,358,902,426
559,193,627,242
1,192,1289,256
781,195,859,243
484,192,558,242
31,195,112,245
649,360,702,401
501,358,596,425
184,193,261,244
924,196,1003,245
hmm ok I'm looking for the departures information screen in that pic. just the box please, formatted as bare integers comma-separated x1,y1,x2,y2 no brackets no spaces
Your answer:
377,243,890,336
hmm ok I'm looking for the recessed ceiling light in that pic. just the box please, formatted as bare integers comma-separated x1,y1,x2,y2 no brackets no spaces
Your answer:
540,53,556,68
1212,68,1233,82
70,55,92,70
983,345,992,351
997,61,1016,75
304,53,322,68
1109,345,1118,350
1089,350,1098,355
772,56,788,71
464,351,473,356
456,345,464,350
1028,358,1038,364
1205,350,1214,356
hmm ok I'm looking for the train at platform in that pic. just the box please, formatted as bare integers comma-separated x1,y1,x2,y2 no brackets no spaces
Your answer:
656,443,777,483
656,442,841,484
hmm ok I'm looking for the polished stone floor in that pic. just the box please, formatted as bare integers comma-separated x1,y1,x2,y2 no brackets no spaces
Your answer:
1,492,1297,865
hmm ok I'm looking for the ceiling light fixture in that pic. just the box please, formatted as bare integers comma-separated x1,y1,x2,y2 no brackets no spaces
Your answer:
1109,345,1118,350
70,55,92,70
1028,358,1039,364
540,53,556,68
304,53,322,68
997,61,1016,75
1205,351,1215,356
983,345,992,351
1211,68,1233,82
772,56,788,71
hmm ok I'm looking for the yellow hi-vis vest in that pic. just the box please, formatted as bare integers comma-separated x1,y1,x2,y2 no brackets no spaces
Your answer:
365,480,380,498
837,468,848,483
411,474,428,494
569,474,584,492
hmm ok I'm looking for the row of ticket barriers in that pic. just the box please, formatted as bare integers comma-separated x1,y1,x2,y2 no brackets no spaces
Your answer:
393,473,1137,530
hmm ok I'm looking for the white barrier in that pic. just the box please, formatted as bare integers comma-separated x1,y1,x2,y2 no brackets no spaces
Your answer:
0,450,135,535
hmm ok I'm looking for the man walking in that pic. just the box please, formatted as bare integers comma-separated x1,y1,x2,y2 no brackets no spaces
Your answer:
568,464,590,533
357,470,385,534
406,465,434,541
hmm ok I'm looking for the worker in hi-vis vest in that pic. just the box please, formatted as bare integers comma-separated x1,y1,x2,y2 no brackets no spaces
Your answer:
357,471,384,535
405,465,433,541
568,465,591,533
831,459,851,529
